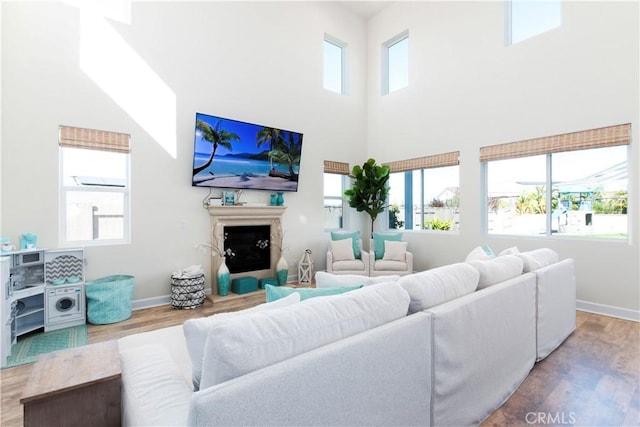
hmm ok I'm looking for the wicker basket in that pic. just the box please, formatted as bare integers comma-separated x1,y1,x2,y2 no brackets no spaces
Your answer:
171,274,205,309
86,275,135,324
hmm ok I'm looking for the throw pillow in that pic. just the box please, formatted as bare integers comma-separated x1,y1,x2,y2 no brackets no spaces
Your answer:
398,263,479,313
182,292,300,390
329,238,356,261
382,240,407,261
314,271,401,288
373,232,403,260
331,231,361,259
199,281,411,389
498,246,519,256
467,255,524,289
464,244,496,262
517,248,559,272
265,284,363,302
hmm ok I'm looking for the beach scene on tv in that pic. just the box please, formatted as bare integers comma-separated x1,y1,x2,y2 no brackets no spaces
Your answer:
192,113,303,191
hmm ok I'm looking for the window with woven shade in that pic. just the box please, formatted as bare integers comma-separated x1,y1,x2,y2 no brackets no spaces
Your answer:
323,160,350,230
483,124,630,239
384,152,460,232
59,125,131,245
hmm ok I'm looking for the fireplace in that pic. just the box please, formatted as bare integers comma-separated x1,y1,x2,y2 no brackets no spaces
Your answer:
224,225,271,274
208,205,287,299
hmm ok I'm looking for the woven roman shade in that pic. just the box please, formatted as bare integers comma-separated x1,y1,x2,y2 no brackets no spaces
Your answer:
323,160,350,175
480,123,631,163
59,125,131,154
384,151,460,173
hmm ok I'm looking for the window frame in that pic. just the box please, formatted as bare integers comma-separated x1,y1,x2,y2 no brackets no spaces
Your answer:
59,127,132,247
323,160,350,231
505,0,562,46
382,30,409,95
482,124,630,240
323,34,348,95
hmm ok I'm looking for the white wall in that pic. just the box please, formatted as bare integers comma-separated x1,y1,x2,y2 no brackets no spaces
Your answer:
367,1,639,316
1,1,368,302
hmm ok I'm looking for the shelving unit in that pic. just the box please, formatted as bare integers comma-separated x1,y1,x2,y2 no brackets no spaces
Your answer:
15,293,45,336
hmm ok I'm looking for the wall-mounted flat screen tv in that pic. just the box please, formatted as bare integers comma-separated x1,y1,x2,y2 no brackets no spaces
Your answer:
192,112,303,192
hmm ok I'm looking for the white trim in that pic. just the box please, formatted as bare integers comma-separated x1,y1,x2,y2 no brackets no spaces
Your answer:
132,287,213,311
577,300,640,322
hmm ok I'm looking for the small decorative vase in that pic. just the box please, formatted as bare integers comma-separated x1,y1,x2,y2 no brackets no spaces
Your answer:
276,255,288,285
270,194,277,206
217,257,230,296
276,192,284,206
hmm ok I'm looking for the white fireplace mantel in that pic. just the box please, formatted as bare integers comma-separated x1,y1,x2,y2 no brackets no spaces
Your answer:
207,205,287,298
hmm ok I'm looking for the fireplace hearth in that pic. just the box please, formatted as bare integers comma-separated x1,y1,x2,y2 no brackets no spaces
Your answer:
207,205,287,299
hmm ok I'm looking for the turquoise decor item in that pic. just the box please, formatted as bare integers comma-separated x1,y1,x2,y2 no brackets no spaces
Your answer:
265,284,363,302
231,276,259,294
276,255,288,285
86,275,135,324
217,257,230,296
276,192,284,206
2,325,88,368
373,232,403,260
270,194,277,206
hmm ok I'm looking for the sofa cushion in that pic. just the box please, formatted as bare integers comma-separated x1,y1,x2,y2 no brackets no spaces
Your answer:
331,230,361,259
464,244,496,262
467,255,524,289
383,240,407,261
517,248,559,272
398,263,479,313
199,281,411,389
265,284,362,302
498,246,519,256
329,238,356,261
315,271,401,287
373,232,403,260
120,344,193,427
182,293,300,390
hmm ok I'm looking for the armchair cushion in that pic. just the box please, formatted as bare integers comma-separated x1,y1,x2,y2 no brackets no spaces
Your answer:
383,240,408,261
329,238,356,261
331,231,361,259
373,232,403,260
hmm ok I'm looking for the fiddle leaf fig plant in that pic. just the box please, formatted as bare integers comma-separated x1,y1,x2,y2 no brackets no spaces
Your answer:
344,158,390,236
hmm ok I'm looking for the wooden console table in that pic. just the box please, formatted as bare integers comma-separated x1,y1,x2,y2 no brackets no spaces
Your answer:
21,340,121,427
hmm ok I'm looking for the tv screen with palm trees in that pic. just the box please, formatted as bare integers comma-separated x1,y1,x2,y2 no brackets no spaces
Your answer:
192,112,303,192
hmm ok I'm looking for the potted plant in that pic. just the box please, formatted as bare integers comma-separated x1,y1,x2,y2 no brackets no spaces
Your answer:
344,158,390,236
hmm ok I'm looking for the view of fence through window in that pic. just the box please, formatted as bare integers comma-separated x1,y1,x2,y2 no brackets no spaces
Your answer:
323,173,345,229
387,165,460,231
486,145,627,238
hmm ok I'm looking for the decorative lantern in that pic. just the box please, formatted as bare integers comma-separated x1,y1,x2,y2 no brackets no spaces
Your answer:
298,249,314,284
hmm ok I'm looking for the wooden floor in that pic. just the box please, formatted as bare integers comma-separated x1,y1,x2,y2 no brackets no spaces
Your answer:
1,295,638,426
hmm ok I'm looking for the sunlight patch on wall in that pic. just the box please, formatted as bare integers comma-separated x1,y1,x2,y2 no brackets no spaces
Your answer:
78,8,177,158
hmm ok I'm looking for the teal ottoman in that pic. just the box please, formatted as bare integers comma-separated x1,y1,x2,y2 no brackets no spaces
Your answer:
231,276,259,294
259,277,278,289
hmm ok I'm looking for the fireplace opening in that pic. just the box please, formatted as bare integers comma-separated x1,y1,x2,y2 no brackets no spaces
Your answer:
224,225,271,274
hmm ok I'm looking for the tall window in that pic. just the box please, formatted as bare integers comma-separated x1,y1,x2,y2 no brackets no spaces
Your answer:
323,35,347,95
483,124,630,239
59,126,131,245
382,30,409,95
507,0,562,45
323,160,349,230
385,152,460,231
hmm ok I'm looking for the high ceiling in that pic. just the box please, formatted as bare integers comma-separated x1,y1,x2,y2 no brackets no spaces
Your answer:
339,1,394,20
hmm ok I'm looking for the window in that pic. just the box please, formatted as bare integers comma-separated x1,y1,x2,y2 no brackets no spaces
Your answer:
484,124,630,239
59,126,131,245
382,30,409,95
323,35,347,95
507,0,562,45
385,152,460,231
323,160,349,230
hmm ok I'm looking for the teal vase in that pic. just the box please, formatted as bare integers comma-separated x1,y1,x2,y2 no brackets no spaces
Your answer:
276,192,284,206
217,258,230,296
270,194,277,206
276,255,288,285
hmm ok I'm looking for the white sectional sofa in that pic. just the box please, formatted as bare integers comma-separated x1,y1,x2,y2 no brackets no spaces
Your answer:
117,249,575,427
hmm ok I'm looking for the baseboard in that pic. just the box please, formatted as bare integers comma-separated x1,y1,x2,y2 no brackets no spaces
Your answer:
577,300,640,322
132,288,213,311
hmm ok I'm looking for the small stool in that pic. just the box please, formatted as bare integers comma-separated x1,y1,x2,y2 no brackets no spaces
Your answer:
259,277,278,289
231,276,259,294
171,274,205,309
